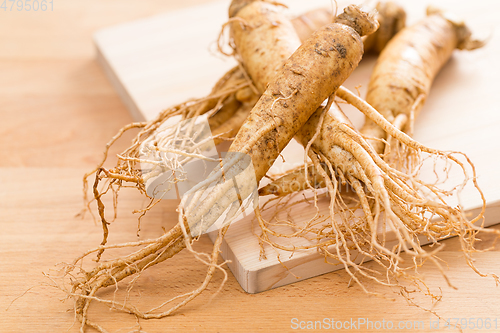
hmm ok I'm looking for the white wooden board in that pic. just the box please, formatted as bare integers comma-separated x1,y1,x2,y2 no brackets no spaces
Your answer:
94,0,500,293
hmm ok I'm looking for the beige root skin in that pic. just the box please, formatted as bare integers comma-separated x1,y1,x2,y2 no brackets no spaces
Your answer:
210,1,402,141
230,1,303,93
363,1,406,54
361,9,485,155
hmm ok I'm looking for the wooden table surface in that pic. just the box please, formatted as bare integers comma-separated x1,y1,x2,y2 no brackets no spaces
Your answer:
1,1,500,332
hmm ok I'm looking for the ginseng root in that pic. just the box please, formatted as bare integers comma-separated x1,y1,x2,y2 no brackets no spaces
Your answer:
65,3,378,331
257,8,497,294
210,1,405,143
361,7,485,155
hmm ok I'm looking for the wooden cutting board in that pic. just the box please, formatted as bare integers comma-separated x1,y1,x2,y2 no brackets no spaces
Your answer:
94,0,500,293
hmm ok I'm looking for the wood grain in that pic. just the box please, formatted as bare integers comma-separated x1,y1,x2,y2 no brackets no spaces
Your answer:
1,168,499,332
1,0,500,332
